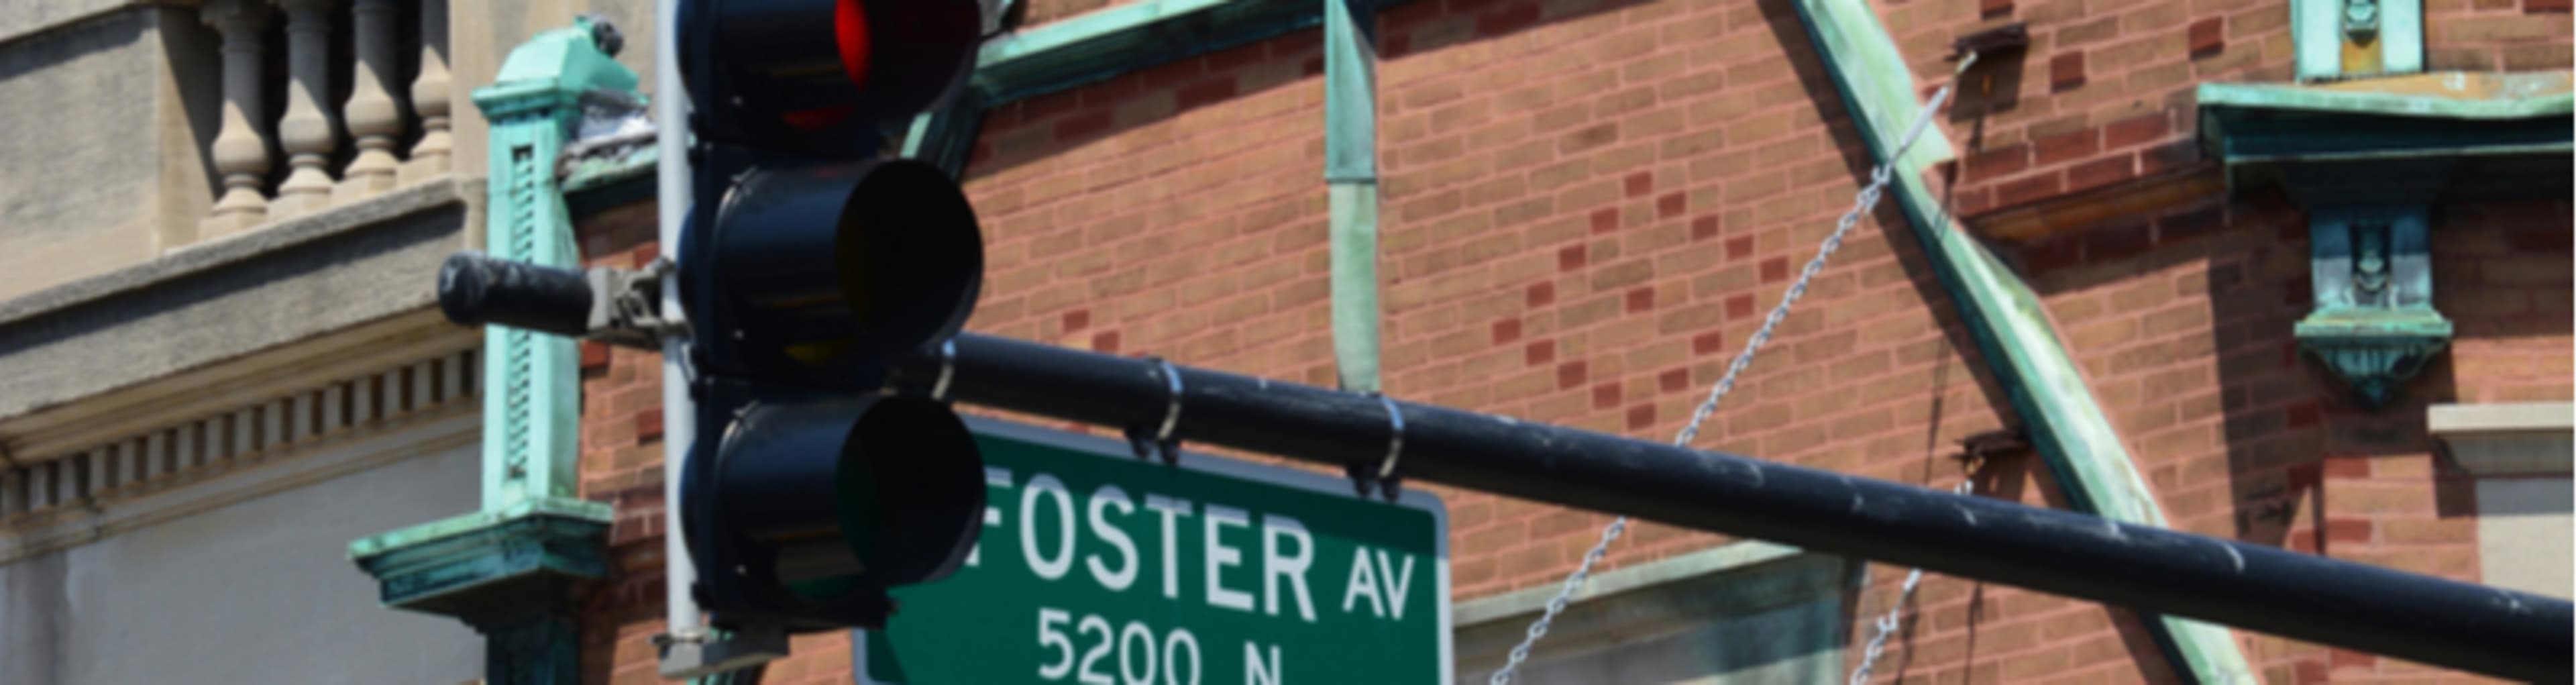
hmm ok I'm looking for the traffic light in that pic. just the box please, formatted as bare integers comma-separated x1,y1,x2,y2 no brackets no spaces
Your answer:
674,0,990,632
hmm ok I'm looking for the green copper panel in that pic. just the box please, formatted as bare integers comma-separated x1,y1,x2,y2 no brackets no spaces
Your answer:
971,0,1327,105
1322,0,1378,183
470,19,641,512
1324,0,1383,393
351,20,629,685
1328,184,1383,393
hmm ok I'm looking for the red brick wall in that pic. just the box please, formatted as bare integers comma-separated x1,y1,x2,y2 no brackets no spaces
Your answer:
941,0,2259,680
2013,196,2573,682
2428,0,2576,70
1890,0,2575,219
562,1,2564,683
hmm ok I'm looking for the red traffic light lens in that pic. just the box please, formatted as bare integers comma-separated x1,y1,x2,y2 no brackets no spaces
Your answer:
681,0,983,156
835,0,872,95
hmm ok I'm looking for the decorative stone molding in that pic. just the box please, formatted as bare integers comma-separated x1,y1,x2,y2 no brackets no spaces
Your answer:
2429,402,2574,476
186,0,455,242
200,0,272,237
340,0,405,197
0,344,480,560
405,0,455,183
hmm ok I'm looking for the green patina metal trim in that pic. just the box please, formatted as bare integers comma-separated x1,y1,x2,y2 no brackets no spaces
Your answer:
1328,184,1384,392
350,496,615,559
2198,78,2575,121
902,90,992,178
472,20,641,513
1322,0,1377,184
350,21,630,685
348,507,614,609
1324,0,1382,392
1793,0,2257,681
2381,0,2424,75
970,0,1332,105
2292,0,2423,81
2293,207,2451,409
2200,75,2568,409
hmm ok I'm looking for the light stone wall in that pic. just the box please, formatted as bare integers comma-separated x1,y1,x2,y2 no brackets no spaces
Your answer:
2475,478,2573,600
0,437,483,685
0,0,660,303
0,7,216,301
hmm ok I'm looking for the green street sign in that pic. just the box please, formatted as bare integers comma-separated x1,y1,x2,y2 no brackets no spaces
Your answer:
856,417,1452,684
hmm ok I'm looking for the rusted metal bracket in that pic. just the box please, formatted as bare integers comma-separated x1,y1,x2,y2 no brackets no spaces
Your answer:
1949,23,2029,62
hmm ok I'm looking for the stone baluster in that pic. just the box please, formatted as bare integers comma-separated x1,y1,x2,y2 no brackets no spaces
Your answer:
340,0,403,196
271,0,339,216
405,0,453,181
200,0,272,237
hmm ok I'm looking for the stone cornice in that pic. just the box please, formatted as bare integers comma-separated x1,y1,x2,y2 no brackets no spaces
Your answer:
2430,402,2575,477
0,341,478,539
0,181,467,425
0,365,479,564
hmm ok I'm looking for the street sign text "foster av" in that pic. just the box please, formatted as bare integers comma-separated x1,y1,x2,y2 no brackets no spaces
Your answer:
856,417,1452,684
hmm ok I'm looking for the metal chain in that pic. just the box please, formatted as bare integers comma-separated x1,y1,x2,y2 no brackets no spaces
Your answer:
1847,478,1972,685
1487,54,1978,685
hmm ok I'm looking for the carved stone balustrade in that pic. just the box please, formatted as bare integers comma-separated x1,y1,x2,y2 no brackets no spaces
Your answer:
191,0,455,241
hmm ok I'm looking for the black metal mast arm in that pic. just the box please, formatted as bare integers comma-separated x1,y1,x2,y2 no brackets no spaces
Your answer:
891,333,2572,682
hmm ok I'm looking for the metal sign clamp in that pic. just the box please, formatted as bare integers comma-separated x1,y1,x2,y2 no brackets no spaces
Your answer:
929,339,959,402
1125,356,1184,466
1347,392,1406,502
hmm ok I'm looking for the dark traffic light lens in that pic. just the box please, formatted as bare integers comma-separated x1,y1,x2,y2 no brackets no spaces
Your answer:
714,396,983,589
713,159,983,384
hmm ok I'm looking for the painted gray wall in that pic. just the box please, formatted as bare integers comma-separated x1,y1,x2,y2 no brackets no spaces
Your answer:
1454,554,1849,684
0,443,484,685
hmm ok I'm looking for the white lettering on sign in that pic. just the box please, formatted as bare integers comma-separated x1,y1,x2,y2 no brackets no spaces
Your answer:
1023,474,1077,581
1260,516,1316,623
1036,609,1222,685
1244,642,1282,685
1339,547,1381,619
969,467,1012,567
1375,550,1415,621
1144,494,1193,600
995,468,1432,682
1087,484,1139,592
1338,548,1418,621
1165,628,1203,685
1202,505,1256,613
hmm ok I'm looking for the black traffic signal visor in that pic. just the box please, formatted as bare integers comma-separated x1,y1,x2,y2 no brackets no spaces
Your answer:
680,0,983,157
711,158,983,385
706,395,985,599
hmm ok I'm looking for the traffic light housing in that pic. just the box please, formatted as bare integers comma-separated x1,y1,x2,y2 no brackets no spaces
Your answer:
680,0,982,157
675,0,990,632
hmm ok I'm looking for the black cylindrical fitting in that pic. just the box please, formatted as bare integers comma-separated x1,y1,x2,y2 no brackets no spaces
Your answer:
435,251,592,337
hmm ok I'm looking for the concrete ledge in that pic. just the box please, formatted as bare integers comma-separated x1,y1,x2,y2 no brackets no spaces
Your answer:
0,180,461,327
2429,402,2575,476
0,180,468,422
0,0,123,50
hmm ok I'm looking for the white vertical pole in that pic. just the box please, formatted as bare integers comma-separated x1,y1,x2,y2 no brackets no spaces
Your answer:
656,0,704,645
